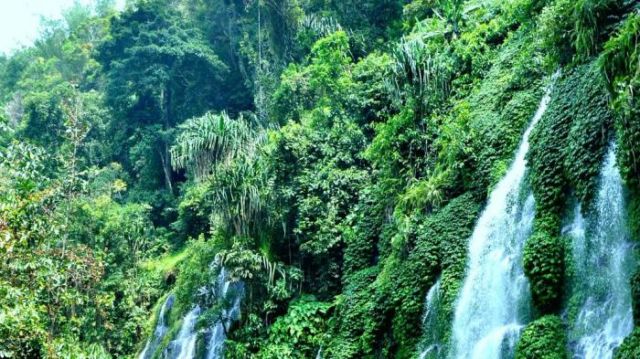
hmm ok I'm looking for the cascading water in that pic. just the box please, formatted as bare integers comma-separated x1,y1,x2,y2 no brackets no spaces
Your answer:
564,147,635,359
206,267,245,359
139,294,175,359
165,306,202,359
419,279,443,359
138,265,244,359
449,76,557,359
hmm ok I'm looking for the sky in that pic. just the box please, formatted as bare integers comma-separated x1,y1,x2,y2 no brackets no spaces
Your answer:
0,0,125,54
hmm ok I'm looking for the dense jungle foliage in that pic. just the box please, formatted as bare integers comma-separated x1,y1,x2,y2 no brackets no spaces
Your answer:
0,0,639,358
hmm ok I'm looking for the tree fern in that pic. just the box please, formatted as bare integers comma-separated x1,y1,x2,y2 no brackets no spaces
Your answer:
171,112,262,179
387,31,453,117
172,112,272,236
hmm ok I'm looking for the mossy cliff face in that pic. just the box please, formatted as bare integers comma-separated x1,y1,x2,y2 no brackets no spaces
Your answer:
1,0,640,357
155,1,640,356
523,63,615,318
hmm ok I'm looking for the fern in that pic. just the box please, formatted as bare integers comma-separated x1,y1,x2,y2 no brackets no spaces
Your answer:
171,112,264,179
172,112,272,236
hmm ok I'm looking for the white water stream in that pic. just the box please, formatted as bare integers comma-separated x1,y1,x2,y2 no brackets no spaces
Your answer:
167,306,201,359
139,294,175,359
565,147,635,359
419,279,443,359
138,265,244,359
206,267,244,359
448,75,557,359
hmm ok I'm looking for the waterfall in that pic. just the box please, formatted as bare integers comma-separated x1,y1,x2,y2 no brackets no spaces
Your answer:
139,294,175,359
449,76,556,359
165,306,201,359
419,279,443,359
206,267,245,359
139,266,244,359
565,147,635,359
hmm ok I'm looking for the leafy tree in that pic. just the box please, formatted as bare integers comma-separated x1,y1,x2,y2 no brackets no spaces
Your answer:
97,1,227,193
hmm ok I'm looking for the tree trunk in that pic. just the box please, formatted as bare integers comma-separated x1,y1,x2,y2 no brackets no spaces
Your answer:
160,87,174,194
158,147,174,194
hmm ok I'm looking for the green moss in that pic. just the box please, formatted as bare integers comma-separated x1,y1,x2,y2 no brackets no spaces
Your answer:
342,185,386,278
632,271,640,326
528,94,571,214
523,229,566,314
614,327,640,359
436,194,482,342
195,332,207,358
140,246,190,278
562,67,615,206
389,224,441,358
529,62,613,215
459,32,545,194
325,267,382,359
629,195,640,243
324,192,480,359
523,61,614,318
515,315,568,359
391,193,480,357
172,238,220,317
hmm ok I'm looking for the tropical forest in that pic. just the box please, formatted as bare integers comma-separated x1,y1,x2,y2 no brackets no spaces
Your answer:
1,0,640,358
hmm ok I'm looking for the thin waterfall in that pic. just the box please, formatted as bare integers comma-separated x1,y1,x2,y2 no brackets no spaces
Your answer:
139,294,175,359
165,306,201,359
564,147,635,359
419,279,443,359
206,267,245,359
449,75,557,359
140,266,244,359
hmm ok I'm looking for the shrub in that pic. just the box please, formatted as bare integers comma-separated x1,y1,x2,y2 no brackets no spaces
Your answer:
325,267,383,359
515,315,568,359
523,230,565,314
257,296,332,359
